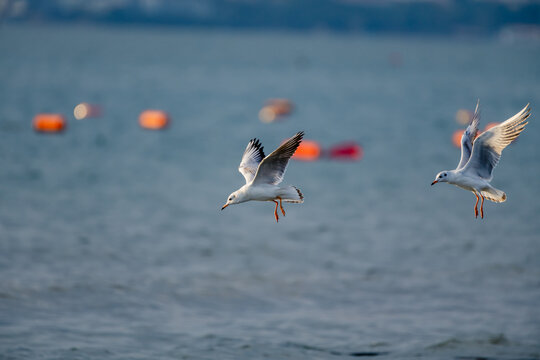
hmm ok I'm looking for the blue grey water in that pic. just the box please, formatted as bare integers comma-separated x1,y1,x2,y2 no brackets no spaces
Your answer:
1,24,540,359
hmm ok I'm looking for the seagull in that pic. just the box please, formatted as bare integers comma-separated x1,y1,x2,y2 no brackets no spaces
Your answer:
432,101,531,218
221,131,305,222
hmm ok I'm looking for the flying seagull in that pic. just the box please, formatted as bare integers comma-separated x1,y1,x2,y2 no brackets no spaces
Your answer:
432,101,531,218
221,131,305,222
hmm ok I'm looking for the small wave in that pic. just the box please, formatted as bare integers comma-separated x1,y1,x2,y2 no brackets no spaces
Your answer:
284,342,389,357
427,333,510,350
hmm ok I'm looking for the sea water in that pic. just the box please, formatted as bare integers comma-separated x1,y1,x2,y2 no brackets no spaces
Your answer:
0,24,539,359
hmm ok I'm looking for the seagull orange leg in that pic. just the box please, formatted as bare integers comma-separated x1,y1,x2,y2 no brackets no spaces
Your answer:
480,194,485,219
277,197,286,216
474,193,479,218
273,200,279,223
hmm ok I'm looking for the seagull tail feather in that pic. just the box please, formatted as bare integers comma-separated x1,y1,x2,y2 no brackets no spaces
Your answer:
481,187,506,203
281,186,304,203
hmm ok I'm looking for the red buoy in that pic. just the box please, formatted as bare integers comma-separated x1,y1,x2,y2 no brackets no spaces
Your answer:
328,141,363,161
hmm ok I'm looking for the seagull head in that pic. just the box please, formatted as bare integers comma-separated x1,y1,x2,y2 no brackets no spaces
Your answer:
431,171,450,186
221,190,244,210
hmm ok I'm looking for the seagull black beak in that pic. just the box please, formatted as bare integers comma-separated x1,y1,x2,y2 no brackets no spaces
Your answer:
431,180,438,186
221,204,229,211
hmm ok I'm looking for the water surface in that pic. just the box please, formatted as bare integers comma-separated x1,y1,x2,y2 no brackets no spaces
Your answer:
1,25,540,359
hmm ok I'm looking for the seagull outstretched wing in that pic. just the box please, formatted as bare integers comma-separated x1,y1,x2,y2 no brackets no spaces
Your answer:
252,131,304,185
463,104,530,180
456,100,480,170
239,138,265,184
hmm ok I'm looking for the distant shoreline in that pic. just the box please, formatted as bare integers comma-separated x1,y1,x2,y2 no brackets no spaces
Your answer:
2,0,539,37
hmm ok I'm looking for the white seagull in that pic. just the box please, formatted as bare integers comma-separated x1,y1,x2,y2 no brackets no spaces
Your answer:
432,101,531,218
221,131,305,222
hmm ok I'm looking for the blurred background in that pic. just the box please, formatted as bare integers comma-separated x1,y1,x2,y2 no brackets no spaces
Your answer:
1,1,540,359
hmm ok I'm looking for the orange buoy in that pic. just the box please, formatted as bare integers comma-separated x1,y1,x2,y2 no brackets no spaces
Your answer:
452,125,484,148
33,114,66,133
265,99,293,116
139,110,169,130
452,129,465,148
328,141,363,161
292,140,321,161
74,103,102,120
259,99,294,123
259,106,278,123
455,109,473,125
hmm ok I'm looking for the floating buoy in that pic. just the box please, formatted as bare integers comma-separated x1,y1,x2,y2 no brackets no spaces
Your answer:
259,98,294,123
452,124,485,148
455,109,473,125
74,103,102,120
139,110,169,130
266,99,293,115
33,114,66,133
259,106,278,123
328,141,363,161
452,129,465,148
292,140,321,161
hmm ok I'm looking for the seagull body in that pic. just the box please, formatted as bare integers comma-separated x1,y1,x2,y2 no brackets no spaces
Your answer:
221,131,304,222
432,101,531,218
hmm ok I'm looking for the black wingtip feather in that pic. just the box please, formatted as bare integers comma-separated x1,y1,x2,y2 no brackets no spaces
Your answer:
282,131,304,157
249,138,265,160
290,131,305,147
